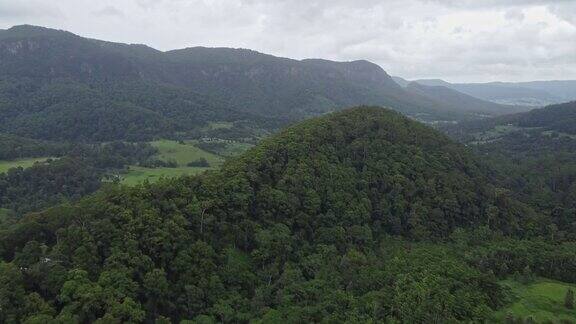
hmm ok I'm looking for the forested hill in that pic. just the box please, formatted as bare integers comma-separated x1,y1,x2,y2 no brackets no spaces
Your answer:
2,107,564,323
0,25,273,141
220,106,536,238
446,101,576,139
442,101,576,220
0,25,519,142
508,101,576,134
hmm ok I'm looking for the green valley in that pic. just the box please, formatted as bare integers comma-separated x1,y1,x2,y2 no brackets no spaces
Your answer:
120,139,221,186
121,140,253,185
148,140,223,166
493,279,576,322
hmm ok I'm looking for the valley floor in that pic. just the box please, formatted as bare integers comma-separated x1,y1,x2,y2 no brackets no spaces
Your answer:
121,165,214,186
120,139,252,185
0,139,254,187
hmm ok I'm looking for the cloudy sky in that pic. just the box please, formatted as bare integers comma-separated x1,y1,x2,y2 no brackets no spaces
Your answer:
1,0,575,82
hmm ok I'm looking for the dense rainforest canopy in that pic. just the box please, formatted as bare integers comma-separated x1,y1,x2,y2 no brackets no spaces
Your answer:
1,107,574,323
444,101,576,237
0,142,158,216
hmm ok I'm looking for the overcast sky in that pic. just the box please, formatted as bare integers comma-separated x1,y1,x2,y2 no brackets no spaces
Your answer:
1,0,575,82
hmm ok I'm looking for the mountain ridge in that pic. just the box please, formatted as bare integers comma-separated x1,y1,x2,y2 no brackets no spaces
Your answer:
0,24,525,143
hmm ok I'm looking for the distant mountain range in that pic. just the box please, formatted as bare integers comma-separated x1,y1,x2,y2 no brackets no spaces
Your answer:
403,82,521,118
0,25,527,142
393,76,576,107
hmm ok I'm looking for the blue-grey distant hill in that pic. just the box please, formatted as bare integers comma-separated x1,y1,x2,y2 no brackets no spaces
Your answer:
398,77,576,107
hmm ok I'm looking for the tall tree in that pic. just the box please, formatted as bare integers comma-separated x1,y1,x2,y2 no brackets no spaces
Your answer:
565,289,574,309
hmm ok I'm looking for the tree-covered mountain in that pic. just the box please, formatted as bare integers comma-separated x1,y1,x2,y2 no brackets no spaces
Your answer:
447,101,576,139
0,133,69,160
0,24,271,142
507,101,576,134
2,107,569,323
443,101,576,228
0,25,522,142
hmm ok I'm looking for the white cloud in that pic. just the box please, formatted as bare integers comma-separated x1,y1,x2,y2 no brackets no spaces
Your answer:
505,8,525,21
92,6,125,18
0,0,61,19
0,0,575,82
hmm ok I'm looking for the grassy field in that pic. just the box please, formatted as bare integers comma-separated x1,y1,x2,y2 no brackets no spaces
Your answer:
150,140,223,166
0,157,52,173
470,125,550,145
216,142,254,157
493,278,576,322
121,166,214,186
192,140,254,158
206,121,234,130
0,208,14,225
470,125,523,144
121,140,224,185
542,130,576,139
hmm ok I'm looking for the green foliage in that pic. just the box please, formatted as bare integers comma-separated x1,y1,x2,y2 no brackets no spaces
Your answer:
187,158,210,168
0,133,69,160
0,262,26,323
0,142,157,215
120,166,211,186
149,140,222,167
493,278,576,323
121,140,223,185
566,289,574,309
0,157,52,174
0,157,101,214
195,141,255,158
0,107,573,322
0,24,515,148
445,101,576,241
515,101,576,134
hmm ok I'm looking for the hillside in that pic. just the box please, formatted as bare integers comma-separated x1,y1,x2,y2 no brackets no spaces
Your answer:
0,107,561,323
413,79,575,107
447,101,576,140
0,133,69,160
218,106,536,238
0,25,522,142
0,25,271,141
511,101,576,134
443,101,576,218
519,80,576,102
405,82,530,117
